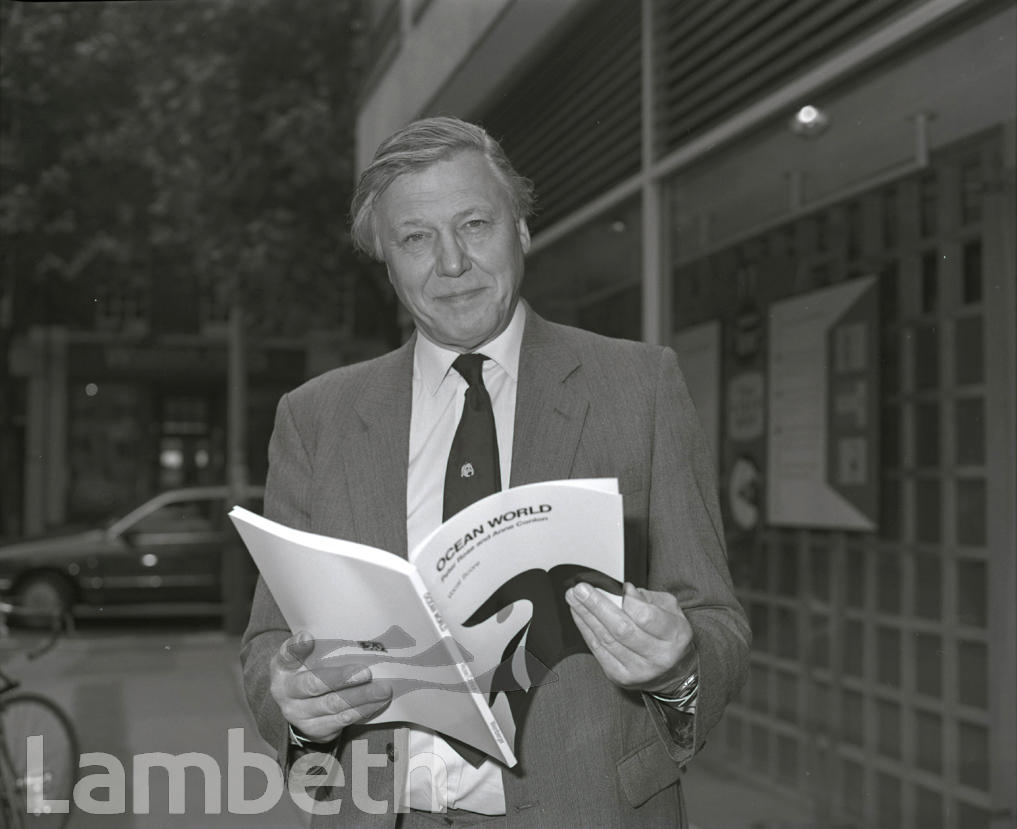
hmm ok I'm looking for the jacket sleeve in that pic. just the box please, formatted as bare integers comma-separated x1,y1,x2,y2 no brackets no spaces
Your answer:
240,392,313,765
642,346,751,765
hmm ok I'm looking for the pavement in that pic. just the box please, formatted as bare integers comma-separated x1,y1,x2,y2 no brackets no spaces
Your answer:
2,630,816,828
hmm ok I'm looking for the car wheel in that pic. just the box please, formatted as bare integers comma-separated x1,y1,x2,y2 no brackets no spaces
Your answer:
16,573,75,625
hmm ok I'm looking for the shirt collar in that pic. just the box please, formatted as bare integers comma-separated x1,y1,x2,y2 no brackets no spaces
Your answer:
414,301,526,396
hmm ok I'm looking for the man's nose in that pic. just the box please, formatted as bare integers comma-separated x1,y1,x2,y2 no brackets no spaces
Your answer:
436,232,471,277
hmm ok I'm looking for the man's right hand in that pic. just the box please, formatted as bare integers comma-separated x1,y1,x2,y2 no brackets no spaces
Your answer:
269,631,393,743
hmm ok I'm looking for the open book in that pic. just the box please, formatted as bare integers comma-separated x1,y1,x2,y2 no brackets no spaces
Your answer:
229,479,624,767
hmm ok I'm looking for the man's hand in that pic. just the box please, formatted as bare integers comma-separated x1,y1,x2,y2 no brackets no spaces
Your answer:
269,631,393,743
565,582,696,695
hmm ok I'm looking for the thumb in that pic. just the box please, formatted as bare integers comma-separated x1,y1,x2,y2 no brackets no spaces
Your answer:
278,630,314,670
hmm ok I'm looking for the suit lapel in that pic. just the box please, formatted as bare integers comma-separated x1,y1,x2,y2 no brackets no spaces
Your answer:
346,336,415,558
511,311,589,487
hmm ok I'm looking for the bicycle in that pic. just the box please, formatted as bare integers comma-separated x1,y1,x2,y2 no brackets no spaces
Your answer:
0,601,78,829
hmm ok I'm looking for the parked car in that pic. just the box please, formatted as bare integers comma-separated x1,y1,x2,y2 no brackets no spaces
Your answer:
0,486,264,619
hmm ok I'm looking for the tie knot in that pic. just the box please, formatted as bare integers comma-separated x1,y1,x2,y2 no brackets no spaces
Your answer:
452,353,488,388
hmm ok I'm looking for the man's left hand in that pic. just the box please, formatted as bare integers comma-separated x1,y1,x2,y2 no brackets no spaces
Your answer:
565,581,696,694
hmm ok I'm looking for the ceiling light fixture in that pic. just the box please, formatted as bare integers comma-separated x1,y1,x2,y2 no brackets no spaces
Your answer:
789,105,830,138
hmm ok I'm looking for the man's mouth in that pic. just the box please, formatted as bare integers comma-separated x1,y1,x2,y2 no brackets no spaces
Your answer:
437,287,485,301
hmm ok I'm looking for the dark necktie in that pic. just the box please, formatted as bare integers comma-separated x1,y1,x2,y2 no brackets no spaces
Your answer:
443,353,502,522
440,353,500,767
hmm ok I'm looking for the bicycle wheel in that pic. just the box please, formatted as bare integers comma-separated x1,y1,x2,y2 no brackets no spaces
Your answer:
0,694,78,829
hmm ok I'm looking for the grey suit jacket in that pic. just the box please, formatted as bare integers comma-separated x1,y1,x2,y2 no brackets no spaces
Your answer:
240,310,750,828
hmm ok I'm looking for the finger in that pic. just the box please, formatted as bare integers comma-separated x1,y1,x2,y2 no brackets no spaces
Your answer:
567,583,656,652
635,586,680,614
621,590,682,640
291,662,370,700
304,679,393,722
570,607,627,675
278,630,315,670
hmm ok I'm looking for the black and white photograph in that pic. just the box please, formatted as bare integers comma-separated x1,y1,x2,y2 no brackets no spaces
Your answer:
1,1,1014,828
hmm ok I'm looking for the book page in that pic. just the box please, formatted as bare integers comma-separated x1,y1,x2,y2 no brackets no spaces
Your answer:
230,508,514,764
409,481,624,698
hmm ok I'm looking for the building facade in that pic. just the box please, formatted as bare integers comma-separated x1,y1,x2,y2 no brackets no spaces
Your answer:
5,278,394,538
357,1,1017,827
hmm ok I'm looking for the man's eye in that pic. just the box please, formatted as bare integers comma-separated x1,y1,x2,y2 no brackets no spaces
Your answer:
403,233,426,244
464,220,487,229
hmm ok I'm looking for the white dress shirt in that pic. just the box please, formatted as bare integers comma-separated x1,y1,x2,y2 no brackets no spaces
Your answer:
401,301,526,814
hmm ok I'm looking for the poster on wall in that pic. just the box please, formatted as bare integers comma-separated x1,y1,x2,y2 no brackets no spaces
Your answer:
767,276,879,530
672,320,721,466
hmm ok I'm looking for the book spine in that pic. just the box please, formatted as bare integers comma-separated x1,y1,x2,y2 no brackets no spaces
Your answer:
406,569,515,766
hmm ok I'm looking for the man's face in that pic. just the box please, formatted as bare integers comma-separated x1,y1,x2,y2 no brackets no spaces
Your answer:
374,151,531,353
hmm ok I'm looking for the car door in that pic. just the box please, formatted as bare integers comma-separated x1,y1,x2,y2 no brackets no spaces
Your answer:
103,495,225,604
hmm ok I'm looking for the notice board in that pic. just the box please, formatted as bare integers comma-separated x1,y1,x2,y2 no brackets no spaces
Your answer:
767,277,879,530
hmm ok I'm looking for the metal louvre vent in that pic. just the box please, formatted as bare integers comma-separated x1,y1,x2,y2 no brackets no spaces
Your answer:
656,0,917,153
478,0,642,233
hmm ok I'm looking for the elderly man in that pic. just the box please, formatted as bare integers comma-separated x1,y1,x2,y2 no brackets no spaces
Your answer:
241,116,749,828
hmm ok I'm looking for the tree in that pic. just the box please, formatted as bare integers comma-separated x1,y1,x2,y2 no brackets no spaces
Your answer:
0,0,394,536
1,0,389,338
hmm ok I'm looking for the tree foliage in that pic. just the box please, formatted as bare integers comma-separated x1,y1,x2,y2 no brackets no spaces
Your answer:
1,0,384,337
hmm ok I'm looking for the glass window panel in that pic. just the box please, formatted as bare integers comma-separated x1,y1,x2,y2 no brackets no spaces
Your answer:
751,664,768,712
842,759,864,817
914,402,940,467
955,397,985,465
915,710,942,773
776,607,798,660
877,554,901,615
914,554,942,620
958,641,988,708
777,734,798,783
776,672,797,723
957,559,988,627
960,158,984,225
726,716,743,759
877,627,901,687
844,620,864,677
811,681,830,734
877,773,901,829
920,173,937,238
963,240,983,303
877,700,901,758
957,802,991,829
846,547,866,607
955,316,984,385
959,722,989,790
815,214,829,253
750,540,769,592
842,690,864,745
881,191,898,250
915,479,942,544
881,405,901,468
921,252,938,313
778,543,798,596
915,634,942,697
880,327,900,395
811,614,830,669
811,546,830,602
915,786,943,829
750,603,769,653
751,724,768,771
914,324,939,390
846,202,862,261
957,478,987,546
879,474,901,541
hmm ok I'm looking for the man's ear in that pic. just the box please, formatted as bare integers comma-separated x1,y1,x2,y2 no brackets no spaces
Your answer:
517,218,531,254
